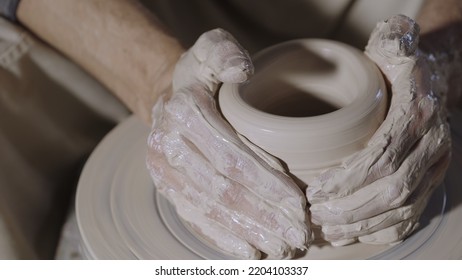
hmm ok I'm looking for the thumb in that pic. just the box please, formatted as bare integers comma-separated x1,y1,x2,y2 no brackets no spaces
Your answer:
364,14,420,83
173,28,253,93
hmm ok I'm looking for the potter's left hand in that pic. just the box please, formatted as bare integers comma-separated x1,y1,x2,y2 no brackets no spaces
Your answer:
306,15,452,245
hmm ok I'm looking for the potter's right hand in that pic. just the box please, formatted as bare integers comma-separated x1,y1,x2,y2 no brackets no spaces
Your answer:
307,15,451,245
146,29,311,259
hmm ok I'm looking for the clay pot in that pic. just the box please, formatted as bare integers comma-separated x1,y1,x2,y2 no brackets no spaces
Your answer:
219,39,387,183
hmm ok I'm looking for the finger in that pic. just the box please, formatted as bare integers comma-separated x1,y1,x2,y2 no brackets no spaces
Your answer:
165,90,307,219
329,238,357,247
321,151,449,243
309,62,436,204
148,132,258,259
173,28,253,92
320,203,417,242
308,19,442,203
175,184,295,259
358,219,419,245
358,152,450,245
147,94,310,256
148,142,293,259
321,156,446,242
236,133,288,174
152,127,309,249
308,86,432,203
192,28,253,83
310,122,450,226
148,142,296,259
365,14,420,80
167,189,260,259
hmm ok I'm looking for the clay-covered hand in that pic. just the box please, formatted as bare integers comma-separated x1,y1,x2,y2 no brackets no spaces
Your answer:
146,29,311,259
306,15,451,246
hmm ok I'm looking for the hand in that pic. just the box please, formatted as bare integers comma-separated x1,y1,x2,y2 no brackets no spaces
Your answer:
306,15,452,246
146,29,312,259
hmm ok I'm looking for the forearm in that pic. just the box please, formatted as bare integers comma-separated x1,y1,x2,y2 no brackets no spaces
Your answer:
17,0,184,123
417,0,462,110
417,0,462,34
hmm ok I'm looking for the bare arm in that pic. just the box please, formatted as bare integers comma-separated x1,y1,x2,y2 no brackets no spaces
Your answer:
15,1,310,259
417,0,462,34
16,0,184,123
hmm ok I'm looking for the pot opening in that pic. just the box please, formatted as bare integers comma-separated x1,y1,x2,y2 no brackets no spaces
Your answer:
238,41,357,118
246,86,342,117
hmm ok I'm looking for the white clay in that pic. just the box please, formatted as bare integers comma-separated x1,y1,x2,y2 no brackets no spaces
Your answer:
147,16,451,256
219,39,388,185
147,29,312,260
307,15,451,245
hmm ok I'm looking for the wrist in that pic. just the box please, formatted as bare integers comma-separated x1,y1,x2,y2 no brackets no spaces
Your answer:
144,52,179,124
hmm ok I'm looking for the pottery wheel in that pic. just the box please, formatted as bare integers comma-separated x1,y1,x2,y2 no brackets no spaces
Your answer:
75,115,462,259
